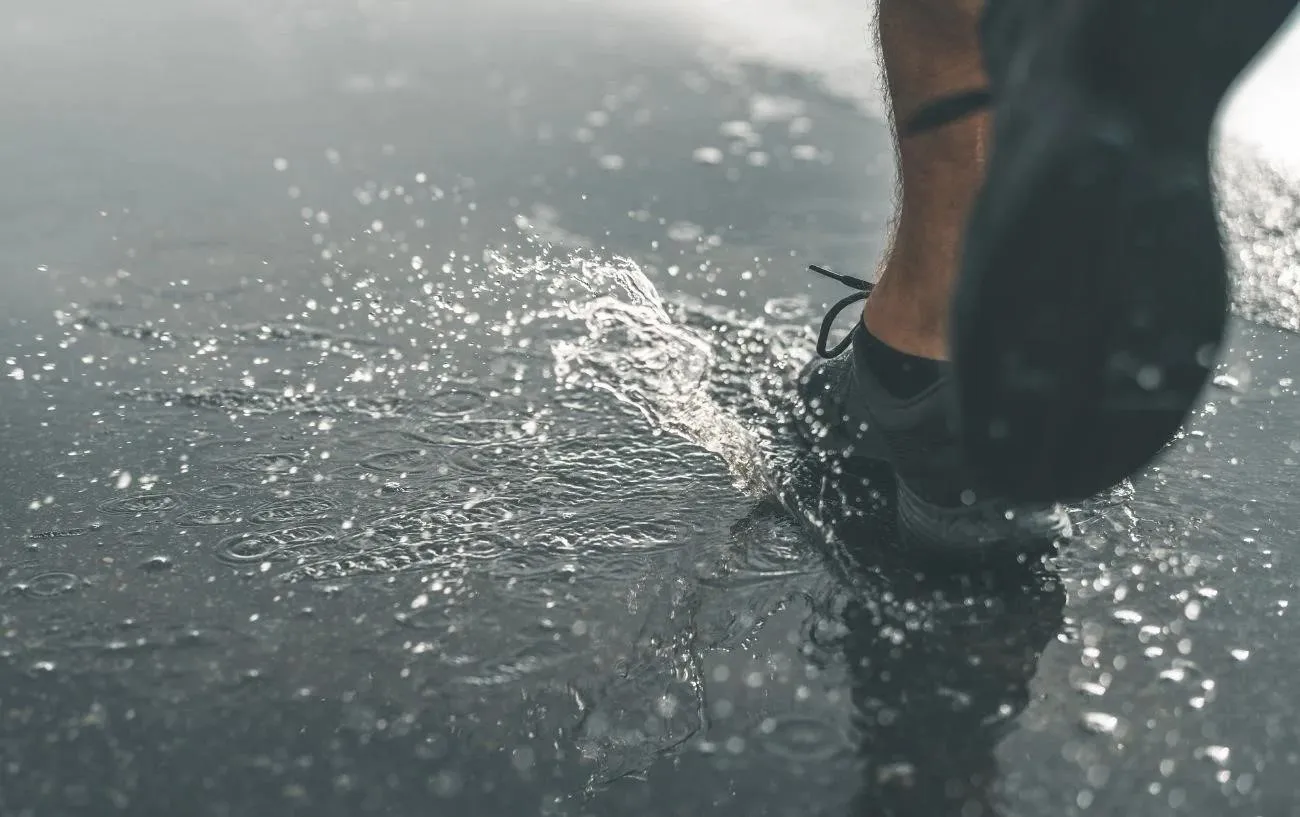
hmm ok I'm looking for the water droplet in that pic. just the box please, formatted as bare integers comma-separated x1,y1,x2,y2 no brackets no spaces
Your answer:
1080,712,1121,735
1196,343,1219,368
692,146,724,165
654,695,679,719
763,296,810,321
666,221,704,243
1212,362,1251,393
140,556,173,572
791,144,821,161
1137,365,1163,390
510,746,536,772
875,762,915,784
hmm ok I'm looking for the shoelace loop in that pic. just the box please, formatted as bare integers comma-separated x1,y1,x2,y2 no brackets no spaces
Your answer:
810,263,873,359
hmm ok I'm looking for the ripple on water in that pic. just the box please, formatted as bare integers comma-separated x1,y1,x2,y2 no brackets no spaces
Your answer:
606,517,701,549
444,446,491,476
522,515,701,553
13,572,81,598
367,499,518,540
200,483,244,499
271,548,417,582
759,715,855,763
360,448,443,474
316,393,409,417
441,498,519,530
97,493,186,515
277,528,517,582
28,524,103,539
365,504,454,543
119,387,288,414
455,638,575,688
497,547,667,589
394,603,456,631
249,495,340,524
176,507,243,527
214,523,338,565
357,440,492,479
399,423,507,447
215,532,279,564
225,452,307,474
487,547,577,580
424,385,490,417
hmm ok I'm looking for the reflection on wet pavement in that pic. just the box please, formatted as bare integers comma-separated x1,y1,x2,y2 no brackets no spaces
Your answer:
2,1,1300,815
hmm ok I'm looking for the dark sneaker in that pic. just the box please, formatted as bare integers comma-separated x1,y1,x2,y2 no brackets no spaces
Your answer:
909,0,1298,502
790,264,1071,559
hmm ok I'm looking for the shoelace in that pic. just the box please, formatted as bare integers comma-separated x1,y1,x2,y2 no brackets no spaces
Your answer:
809,89,990,359
810,263,873,359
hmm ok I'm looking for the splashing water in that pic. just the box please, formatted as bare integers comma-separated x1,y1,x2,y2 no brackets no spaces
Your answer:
33,215,833,788
527,251,775,496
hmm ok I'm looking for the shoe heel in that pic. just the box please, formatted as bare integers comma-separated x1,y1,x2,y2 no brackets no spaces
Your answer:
895,478,1071,559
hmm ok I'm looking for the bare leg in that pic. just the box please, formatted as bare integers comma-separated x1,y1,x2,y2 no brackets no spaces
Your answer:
866,0,988,361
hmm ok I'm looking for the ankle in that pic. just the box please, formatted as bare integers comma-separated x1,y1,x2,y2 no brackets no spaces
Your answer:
862,282,949,361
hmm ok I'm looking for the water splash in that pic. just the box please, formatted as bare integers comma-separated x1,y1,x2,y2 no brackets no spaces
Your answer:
538,252,775,496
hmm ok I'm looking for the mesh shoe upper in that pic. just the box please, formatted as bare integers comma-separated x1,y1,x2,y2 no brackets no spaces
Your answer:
797,321,971,509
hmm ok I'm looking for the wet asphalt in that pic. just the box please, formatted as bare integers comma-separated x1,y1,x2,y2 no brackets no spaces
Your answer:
3,1,1300,815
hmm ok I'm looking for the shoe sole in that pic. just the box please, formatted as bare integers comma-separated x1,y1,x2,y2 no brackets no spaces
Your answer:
895,477,1071,559
778,451,1068,567
952,0,1298,502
